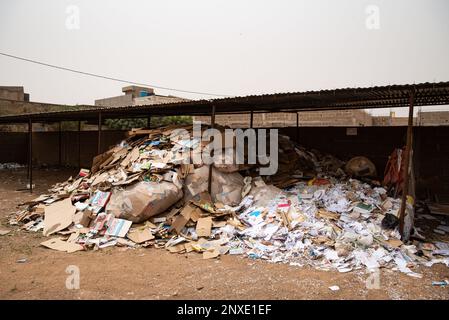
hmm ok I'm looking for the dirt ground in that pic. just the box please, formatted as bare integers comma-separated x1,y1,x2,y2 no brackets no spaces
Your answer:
1,168,449,300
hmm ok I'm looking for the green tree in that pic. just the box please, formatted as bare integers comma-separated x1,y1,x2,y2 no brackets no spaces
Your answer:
105,116,192,130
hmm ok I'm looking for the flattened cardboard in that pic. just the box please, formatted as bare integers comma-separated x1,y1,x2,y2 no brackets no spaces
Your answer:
171,214,189,234
212,220,226,228
203,248,220,259
170,204,196,234
190,207,202,222
387,239,403,248
127,228,155,243
91,150,113,173
67,231,80,243
180,204,196,220
43,198,76,236
79,210,93,227
120,147,140,168
168,243,186,253
91,172,109,187
34,204,46,214
112,173,140,186
196,217,212,238
0,228,11,236
41,238,83,253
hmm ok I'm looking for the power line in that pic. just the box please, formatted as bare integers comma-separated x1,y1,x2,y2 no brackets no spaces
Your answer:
0,51,230,97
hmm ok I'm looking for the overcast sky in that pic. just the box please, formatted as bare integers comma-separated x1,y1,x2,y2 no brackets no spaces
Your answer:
1,0,448,115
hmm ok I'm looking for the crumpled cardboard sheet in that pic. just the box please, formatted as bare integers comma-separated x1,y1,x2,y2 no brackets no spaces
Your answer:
43,198,76,236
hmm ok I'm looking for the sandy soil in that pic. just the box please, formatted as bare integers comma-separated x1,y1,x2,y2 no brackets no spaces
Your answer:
1,168,448,300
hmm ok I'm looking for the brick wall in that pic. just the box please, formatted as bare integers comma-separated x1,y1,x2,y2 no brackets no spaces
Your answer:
197,110,449,127
194,109,373,128
418,111,449,126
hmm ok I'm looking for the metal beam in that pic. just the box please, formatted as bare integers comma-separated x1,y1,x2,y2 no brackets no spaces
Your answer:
28,118,33,193
208,105,216,194
97,112,102,155
399,90,415,237
296,112,299,142
78,121,81,170
58,121,62,166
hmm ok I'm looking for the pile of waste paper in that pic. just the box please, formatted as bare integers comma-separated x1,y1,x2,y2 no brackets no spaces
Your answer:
9,124,449,277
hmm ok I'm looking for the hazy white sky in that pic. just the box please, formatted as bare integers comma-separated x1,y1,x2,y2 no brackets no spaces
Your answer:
1,0,448,115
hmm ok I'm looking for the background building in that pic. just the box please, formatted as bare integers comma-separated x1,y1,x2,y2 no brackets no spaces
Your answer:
0,86,29,102
95,85,187,107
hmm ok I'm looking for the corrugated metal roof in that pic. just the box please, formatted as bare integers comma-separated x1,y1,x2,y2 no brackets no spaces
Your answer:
1,81,448,123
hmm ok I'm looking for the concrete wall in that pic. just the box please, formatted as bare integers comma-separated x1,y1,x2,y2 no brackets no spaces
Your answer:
197,110,449,127
195,109,374,128
0,87,25,101
95,94,133,107
418,111,449,126
372,116,411,126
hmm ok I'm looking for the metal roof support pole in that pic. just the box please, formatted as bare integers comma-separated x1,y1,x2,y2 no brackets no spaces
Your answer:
250,110,254,128
58,121,62,166
78,121,81,170
97,112,102,155
28,118,33,193
296,112,299,142
399,90,415,237
250,110,257,165
208,105,216,194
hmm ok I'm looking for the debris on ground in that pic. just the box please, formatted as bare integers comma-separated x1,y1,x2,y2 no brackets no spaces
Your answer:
8,124,449,277
431,280,449,287
0,162,24,170
0,226,11,235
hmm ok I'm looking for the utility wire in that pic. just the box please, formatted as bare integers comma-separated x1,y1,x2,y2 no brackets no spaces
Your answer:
0,51,230,97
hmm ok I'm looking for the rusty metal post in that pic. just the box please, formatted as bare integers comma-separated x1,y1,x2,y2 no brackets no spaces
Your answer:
208,105,216,194
58,121,62,166
97,112,102,155
296,112,299,142
28,118,33,193
250,110,254,128
78,121,81,170
399,90,415,237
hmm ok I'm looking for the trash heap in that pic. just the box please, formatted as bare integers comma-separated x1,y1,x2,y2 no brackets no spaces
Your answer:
9,125,449,277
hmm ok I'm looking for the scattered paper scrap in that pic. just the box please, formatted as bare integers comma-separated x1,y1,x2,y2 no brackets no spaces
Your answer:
105,218,132,238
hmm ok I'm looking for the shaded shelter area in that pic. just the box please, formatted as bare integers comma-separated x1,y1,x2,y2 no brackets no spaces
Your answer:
1,81,449,239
